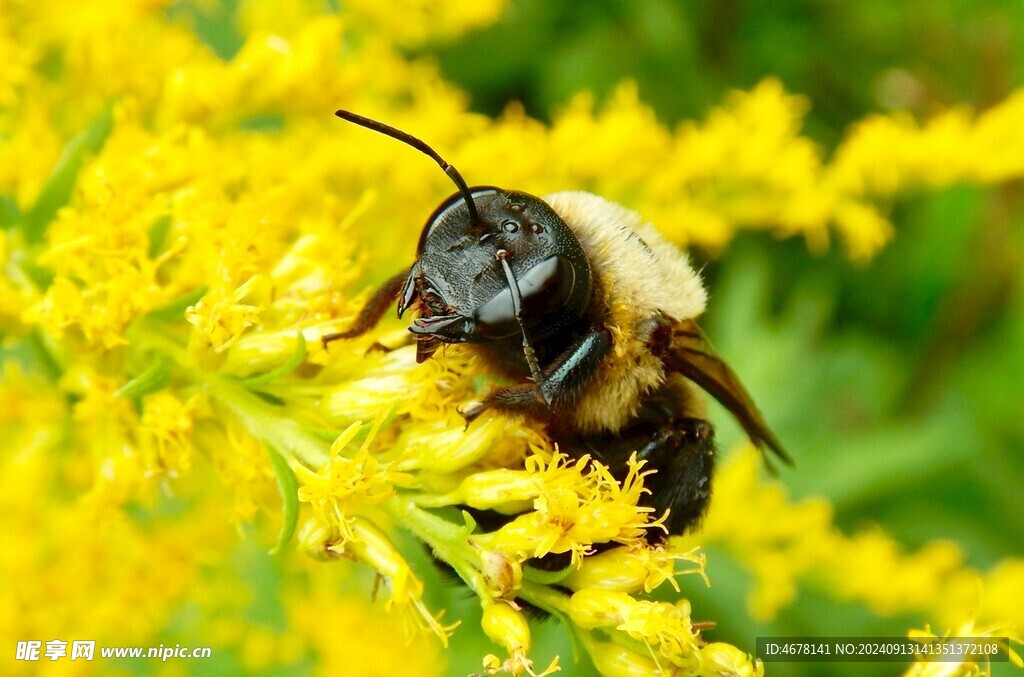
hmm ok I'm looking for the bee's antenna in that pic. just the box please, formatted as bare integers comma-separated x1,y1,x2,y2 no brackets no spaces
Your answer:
335,110,481,225
496,249,544,393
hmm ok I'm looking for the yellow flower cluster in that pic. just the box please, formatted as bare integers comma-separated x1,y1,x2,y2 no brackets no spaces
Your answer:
457,450,661,565
691,450,1024,673
570,591,701,671
296,415,407,544
3,0,1024,675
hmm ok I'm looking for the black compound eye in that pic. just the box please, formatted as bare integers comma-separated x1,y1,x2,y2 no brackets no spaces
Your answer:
473,255,578,339
501,220,520,233
531,223,544,234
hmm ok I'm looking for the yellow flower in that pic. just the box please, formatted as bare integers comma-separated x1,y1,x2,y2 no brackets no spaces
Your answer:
905,620,1023,676
186,274,267,352
569,589,702,672
480,601,561,676
286,568,447,677
563,544,708,594
698,643,764,677
470,450,661,566
205,417,278,528
295,416,408,543
0,100,62,206
695,448,1024,650
345,0,510,47
138,390,197,477
334,516,459,646
580,634,667,677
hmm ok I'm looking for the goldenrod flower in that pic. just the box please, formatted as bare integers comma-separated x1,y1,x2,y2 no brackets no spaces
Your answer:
564,544,708,594
470,450,661,566
339,517,460,645
296,415,408,543
569,590,703,671
905,620,1023,676
481,601,560,676
698,643,764,677
138,390,197,477
185,274,267,352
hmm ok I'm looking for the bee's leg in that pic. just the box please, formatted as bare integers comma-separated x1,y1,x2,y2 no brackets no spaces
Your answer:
462,327,613,423
567,415,715,537
461,383,546,423
321,269,409,350
365,334,415,354
634,418,715,537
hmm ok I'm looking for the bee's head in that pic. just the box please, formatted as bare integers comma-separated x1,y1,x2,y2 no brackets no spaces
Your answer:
335,110,592,362
401,187,591,358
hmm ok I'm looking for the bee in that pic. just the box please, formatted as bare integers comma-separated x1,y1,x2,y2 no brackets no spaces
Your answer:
325,110,790,536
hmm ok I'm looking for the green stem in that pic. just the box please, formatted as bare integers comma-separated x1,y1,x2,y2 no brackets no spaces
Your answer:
385,496,490,601
518,579,583,663
387,495,581,635
519,579,572,616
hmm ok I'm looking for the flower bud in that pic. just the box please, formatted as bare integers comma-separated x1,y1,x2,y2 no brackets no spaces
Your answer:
480,548,523,597
455,469,538,513
297,518,342,561
343,516,423,601
583,636,662,677
222,329,305,378
564,546,651,593
699,643,764,677
481,602,531,654
564,545,707,594
394,417,502,473
567,589,633,629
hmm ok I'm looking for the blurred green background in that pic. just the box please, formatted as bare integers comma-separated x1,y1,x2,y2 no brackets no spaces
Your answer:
166,1,1024,674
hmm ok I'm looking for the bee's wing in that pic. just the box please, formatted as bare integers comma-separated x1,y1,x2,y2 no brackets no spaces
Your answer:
665,318,793,466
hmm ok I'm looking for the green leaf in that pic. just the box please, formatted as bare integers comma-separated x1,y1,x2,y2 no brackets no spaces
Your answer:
22,106,114,244
147,214,173,259
266,445,299,555
460,509,478,534
13,329,63,382
0,195,19,229
238,113,285,132
114,356,171,398
166,0,245,60
237,333,307,386
9,249,56,291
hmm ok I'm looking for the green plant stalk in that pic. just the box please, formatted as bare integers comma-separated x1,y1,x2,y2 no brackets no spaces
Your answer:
384,495,490,600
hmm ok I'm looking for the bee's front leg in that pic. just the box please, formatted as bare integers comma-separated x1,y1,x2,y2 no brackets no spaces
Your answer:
461,327,612,425
321,269,410,350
